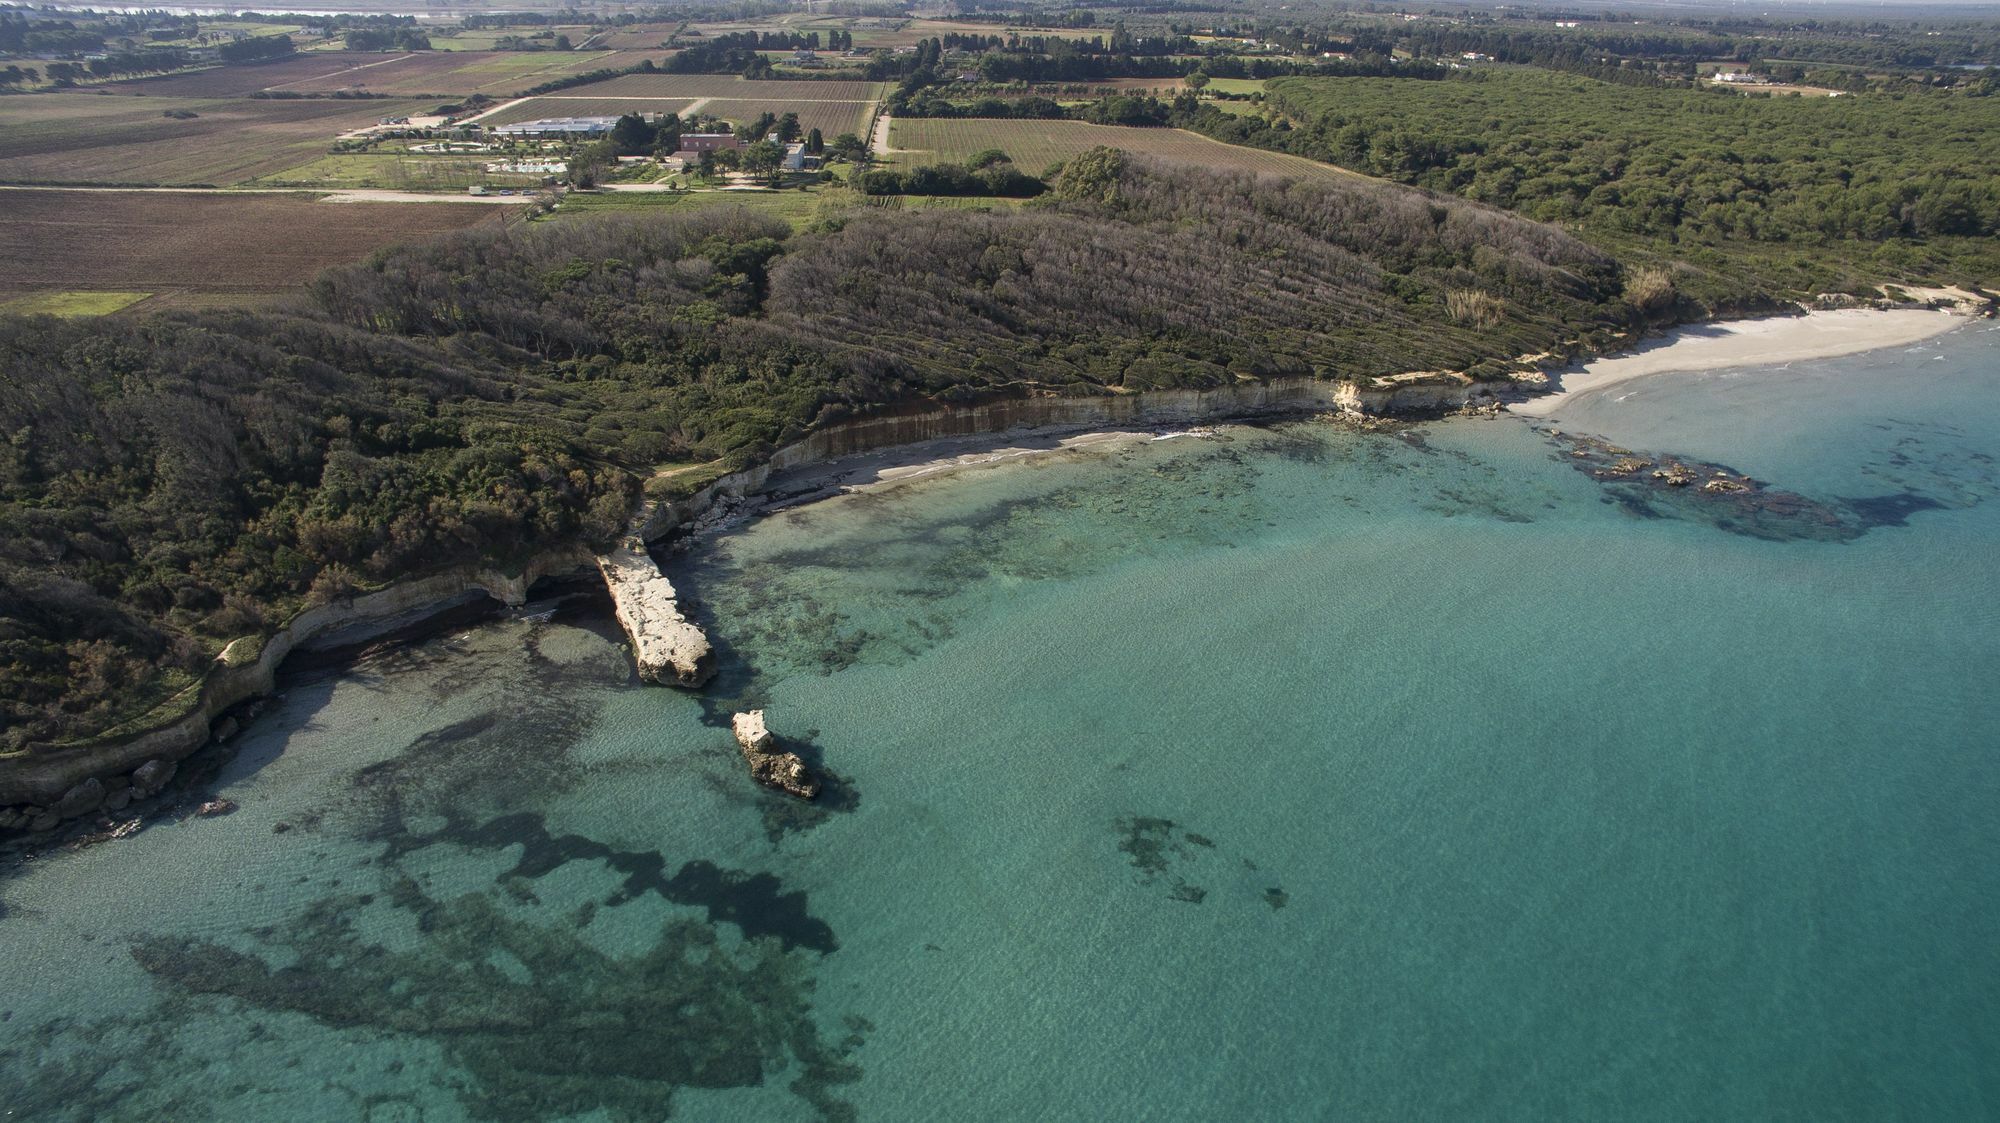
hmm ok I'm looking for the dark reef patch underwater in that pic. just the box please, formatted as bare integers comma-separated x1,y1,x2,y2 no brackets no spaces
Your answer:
0,616,866,1122
1545,427,1986,542
128,879,861,1122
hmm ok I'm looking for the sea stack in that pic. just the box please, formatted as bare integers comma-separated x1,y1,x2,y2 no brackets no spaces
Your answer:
596,540,715,688
730,711,820,800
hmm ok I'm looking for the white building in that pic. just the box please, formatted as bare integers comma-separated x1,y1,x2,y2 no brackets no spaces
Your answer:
489,116,623,138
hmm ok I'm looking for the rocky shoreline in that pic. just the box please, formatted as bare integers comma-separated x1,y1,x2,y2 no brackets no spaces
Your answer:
4,298,1990,836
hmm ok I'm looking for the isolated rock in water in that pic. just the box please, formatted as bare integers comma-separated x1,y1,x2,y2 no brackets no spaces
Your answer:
196,799,238,817
53,778,106,819
733,710,775,752
597,543,715,688
731,711,820,801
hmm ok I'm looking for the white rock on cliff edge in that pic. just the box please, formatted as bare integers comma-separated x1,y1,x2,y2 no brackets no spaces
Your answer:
596,542,715,688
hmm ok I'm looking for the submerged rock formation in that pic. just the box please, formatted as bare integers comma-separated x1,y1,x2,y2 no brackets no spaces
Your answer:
596,541,714,688
731,711,819,800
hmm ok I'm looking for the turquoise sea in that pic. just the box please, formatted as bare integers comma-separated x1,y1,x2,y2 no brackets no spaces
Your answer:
3,323,1998,1121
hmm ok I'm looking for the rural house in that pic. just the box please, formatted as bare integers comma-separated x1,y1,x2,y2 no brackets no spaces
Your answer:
677,133,744,154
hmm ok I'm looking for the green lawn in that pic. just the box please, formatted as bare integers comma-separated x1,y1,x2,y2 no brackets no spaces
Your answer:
546,186,836,229
0,291,152,317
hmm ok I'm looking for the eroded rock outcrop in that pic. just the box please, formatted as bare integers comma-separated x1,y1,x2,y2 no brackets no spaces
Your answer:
731,711,819,800
597,541,715,688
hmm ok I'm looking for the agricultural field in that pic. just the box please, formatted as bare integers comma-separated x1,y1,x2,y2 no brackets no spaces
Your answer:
550,185,831,228
100,53,432,97
100,50,675,99
668,14,1000,50
586,24,682,49
933,77,1189,101
0,189,518,307
0,93,438,186
549,183,1026,230
527,74,885,135
886,119,1360,181
474,97,697,126
564,74,881,102
261,152,542,190
1076,77,1189,95
701,99,875,137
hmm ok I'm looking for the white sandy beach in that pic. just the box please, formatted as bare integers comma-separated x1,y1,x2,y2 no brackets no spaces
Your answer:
1515,308,1968,416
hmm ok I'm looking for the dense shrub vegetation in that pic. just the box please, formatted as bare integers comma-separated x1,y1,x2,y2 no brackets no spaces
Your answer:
0,160,1645,751
1197,69,2000,294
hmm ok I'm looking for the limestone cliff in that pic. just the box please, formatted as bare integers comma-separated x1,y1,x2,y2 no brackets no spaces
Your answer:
0,547,592,810
596,542,714,688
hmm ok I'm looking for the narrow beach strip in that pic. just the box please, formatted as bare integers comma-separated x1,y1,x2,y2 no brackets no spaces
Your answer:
1516,308,1967,417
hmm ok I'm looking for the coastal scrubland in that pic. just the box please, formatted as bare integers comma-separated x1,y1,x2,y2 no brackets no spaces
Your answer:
0,155,1637,751
1200,68,2000,297
886,118,1353,181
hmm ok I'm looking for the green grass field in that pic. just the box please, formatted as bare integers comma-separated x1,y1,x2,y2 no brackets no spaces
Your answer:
548,187,830,228
263,152,543,190
0,291,151,317
887,119,1360,181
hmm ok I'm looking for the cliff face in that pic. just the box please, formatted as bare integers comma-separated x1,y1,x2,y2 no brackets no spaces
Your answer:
0,547,591,808
3,372,1495,814
634,375,1505,541
778,377,1367,464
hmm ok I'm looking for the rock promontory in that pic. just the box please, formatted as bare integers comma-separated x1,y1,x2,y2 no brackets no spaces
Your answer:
730,711,819,800
596,541,715,688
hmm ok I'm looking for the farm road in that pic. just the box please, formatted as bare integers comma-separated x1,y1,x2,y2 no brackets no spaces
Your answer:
265,52,419,94
0,185,529,205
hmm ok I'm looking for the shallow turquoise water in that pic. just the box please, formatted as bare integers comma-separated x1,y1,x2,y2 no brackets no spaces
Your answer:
3,324,1998,1120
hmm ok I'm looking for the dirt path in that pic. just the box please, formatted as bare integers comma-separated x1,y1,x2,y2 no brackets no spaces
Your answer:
870,113,894,157
264,52,416,94
459,96,531,125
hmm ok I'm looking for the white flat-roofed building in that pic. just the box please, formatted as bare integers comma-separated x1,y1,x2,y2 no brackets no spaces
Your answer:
490,116,623,138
